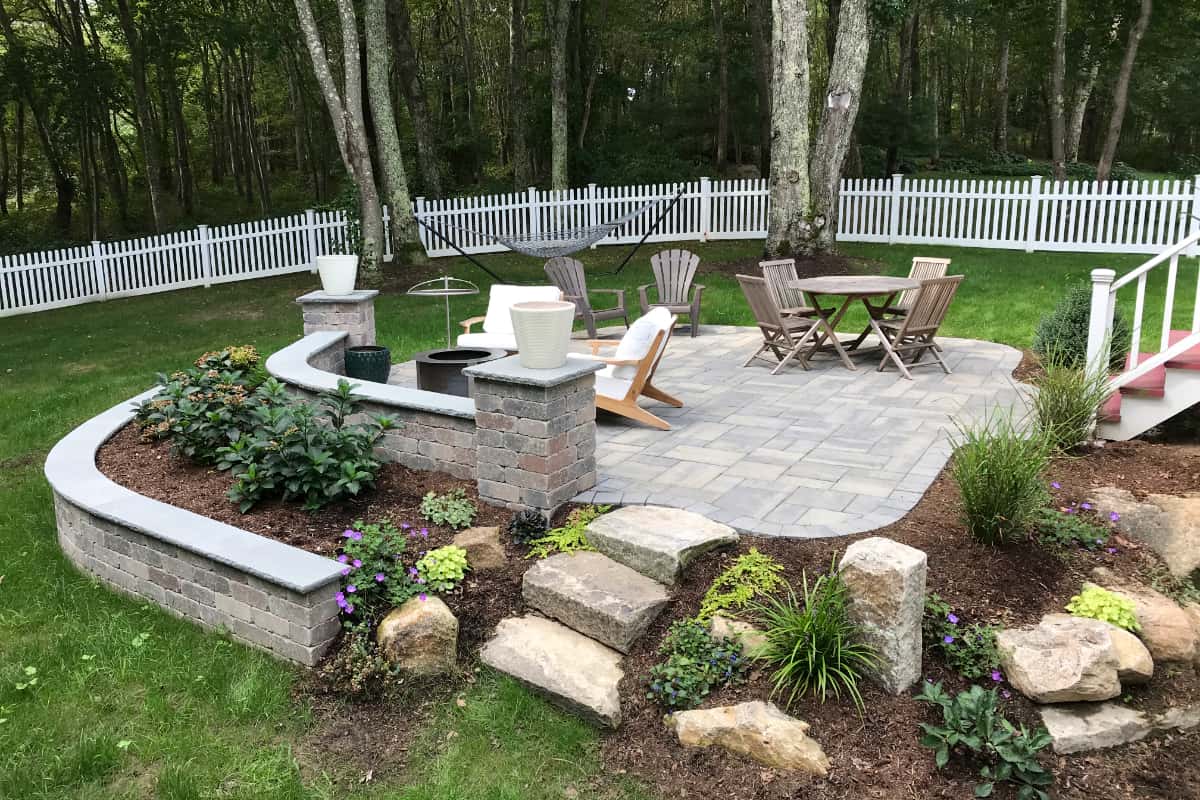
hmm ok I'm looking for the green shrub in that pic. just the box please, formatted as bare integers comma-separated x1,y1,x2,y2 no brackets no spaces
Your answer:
526,505,608,559
751,562,877,713
1109,162,1141,183
419,488,477,529
1032,505,1109,551
335,518,427,625
506,509,548,546
1032,284,1130,370
923,595,1001,681
646,621,748,710
696,548,785,622
415,545,470,592
917,682,1053,800
1066,585,1139,631
950,412,1052,545
1030,351,1113,452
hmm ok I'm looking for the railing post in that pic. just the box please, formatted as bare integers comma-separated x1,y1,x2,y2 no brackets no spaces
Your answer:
90,240,108,301
887,173,903,244
197,225,214,287
698,177,712,241
1025,175,1043,253
1189,175,1200,257
527,186,540,239
1085,268,1117,379
304,209,319,273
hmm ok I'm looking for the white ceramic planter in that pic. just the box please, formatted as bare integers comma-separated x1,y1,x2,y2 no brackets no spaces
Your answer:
316,254,359,296
510,300,576,369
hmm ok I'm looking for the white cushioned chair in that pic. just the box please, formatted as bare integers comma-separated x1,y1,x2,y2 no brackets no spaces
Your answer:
458,284,563,351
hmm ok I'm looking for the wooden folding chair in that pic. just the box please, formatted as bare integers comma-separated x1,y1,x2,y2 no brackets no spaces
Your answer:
886,256,951,316
736,274,819,375
759,259,822,317
639,249,704,337
544,256,629,338
876,275,964,379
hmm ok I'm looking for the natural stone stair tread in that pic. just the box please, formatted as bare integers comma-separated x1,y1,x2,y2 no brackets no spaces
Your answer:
585,505,739,585
480,615,624,728
522,551,670,652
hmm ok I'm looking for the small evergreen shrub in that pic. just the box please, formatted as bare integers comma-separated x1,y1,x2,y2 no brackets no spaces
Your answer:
1030,350,1113,452
507,509,548,546
1032,284,1130,370
526,505,609,559
923,594,1001,681
646,620,748,710
1066,585,1139,631
419,488,477,529
695,548,786,622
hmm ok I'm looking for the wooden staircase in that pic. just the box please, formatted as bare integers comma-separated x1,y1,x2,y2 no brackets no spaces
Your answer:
1099,332,1200,439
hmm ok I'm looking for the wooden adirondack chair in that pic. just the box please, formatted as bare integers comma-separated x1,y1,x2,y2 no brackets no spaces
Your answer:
886,256,952,316
544,256,629,338
736,274,819,375
759,259,823,317
876,275,964,379
570,307,681,430
638,249,704,337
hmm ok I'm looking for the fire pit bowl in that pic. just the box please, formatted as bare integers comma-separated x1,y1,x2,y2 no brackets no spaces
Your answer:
413,347,507,397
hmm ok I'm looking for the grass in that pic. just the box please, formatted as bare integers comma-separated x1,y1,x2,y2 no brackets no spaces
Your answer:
0,236,1194,797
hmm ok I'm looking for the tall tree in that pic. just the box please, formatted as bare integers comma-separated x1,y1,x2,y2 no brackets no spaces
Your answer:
1066,52,1099,163
112,0,166,230
1049,0,1068,180
0,104,8,217
546,0,571,189
992,30,1010,152
710,0,730,167
389,0,443,196
1097,0,1152,182
748,0,773,177
509,0,533,187
764,0,811,257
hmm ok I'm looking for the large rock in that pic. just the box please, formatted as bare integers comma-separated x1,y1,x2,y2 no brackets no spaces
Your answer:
585,505,738,585
1184,603,1200,664
710,615,767,657
666,701,830,775
1090,487,1200,582
1106,623,1153,684
452,526,507,572
1040,703,1153,754
376,595,459,676
997,614,1121,704
522,552,669,653
480,615,624,727
837,537,927,694
1088,571,1197,663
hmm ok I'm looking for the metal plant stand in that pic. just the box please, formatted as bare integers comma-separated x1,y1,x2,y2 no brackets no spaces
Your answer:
406,276,481,348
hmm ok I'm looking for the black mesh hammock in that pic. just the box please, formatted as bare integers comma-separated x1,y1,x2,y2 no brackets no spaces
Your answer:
414,187,685,283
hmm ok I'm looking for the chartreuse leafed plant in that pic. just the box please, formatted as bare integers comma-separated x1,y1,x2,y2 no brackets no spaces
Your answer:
646,620,748,710
526,505,609,559
1066,585,1140,632
416,545,470,592
695,547,785,622
923,594,1002,681
751,559,877,714
419,488,478,529
917,682,1054,800
1030,348,1113,452
950,411,1052,545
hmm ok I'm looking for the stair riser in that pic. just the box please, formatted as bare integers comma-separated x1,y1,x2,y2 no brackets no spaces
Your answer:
1099,368,1200,440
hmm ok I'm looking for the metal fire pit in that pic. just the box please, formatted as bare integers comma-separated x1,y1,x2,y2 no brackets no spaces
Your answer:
413,347,507,397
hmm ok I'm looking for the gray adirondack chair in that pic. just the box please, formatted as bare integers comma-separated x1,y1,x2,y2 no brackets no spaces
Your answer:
639,249,704,337
544,256,629,338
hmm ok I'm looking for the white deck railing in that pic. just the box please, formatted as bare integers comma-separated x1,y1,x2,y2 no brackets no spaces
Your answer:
3,175,1199,318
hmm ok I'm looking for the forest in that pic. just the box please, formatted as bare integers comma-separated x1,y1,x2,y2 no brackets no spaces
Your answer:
0,0,1196,257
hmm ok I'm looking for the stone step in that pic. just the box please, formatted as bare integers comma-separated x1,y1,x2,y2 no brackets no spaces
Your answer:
480,615,624,728
585,505,739,585
523,552,670,653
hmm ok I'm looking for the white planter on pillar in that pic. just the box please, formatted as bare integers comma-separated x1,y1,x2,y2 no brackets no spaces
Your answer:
316,254,359,296
509,300,576,369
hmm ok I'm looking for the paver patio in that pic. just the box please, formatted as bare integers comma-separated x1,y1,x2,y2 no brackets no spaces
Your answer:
388,325,1027,538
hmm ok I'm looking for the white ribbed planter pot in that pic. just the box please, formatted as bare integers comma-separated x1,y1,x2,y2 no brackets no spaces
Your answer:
510,301,576,369
316,255,359,296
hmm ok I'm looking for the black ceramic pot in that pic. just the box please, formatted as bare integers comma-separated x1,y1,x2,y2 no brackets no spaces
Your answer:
344,345,392,384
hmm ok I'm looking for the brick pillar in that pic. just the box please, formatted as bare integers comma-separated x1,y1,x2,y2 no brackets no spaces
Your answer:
464,356,602,519
296,289,378,347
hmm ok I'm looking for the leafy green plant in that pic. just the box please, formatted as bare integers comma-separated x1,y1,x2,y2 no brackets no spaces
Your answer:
751,561,877,713
507,509,548,546
526,505,609,559
917,682,1053,800
419,488,477,529
1066,585,1139,631
950,412,1052,546
1032,505,1110,551
415,545,470,593
923,594,1002,681
646,620,748,710
696,548,785,622
335,518,426,625
1032,283,1130,370
1030,350,1113,452
315,628,402,696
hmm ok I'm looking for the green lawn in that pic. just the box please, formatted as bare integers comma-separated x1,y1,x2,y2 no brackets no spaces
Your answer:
0,238,1191,798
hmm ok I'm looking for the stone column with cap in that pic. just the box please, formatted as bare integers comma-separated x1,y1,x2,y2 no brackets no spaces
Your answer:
296,289,378,347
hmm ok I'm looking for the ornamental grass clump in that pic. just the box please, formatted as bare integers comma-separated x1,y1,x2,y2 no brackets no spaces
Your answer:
1030,349,1113,452
950,411,1052,546
751,560,876,714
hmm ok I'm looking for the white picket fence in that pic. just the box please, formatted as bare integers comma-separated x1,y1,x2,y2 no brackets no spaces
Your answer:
3,175,1199,318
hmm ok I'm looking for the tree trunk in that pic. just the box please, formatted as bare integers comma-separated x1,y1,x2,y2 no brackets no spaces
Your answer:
576,0,608,151
113,0,165,231
885,10,917,177
389,0,443,196
0,105,8,217
164,59,195,215
237,50,271,213
711,0,730,167
365,0,424,264
509,0,533,187
749,0,772,177
992,33,1009,152
547,0,571,189
15,101,24,211
808,0,870,254
764,0,811,258
1098,0,1152,182
1049,0,1068,180
1066,59,1099,163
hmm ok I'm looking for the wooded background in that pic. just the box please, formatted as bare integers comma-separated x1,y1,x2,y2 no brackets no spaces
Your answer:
0,0,1195,256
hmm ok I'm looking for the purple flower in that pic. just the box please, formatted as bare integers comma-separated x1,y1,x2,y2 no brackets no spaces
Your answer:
419,593,428,602
408,567,419,577
352,559,362,568
345,604,355,614
420,528,429,538
1106,547,1118,555
943,635,955,645
946,613,959,625
1051,481,1061,490
1110,511,1121,522
337,554,349,563
991,670,1003,682
340,567,351,577
334,591,345,604
1081,502,1093,511
346,584,357,593
342,529,362,540
1064,507,1076,515
1001,690,1011,699
400,522,411,530
416,577,425,585
1095,538,1104,545
374,573,386,582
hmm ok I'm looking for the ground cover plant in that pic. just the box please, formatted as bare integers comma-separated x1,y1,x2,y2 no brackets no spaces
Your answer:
695,547,785,622
1066,584,1140,631
646,620,749,710
418,487,478,529
525,504,608,558
922,594,1002,682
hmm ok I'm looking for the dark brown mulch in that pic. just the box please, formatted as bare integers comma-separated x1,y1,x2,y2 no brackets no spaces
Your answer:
698,251,873,279
96,424,1200,799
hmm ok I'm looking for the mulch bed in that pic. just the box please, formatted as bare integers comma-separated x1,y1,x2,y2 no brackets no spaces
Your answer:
97,424,1200,799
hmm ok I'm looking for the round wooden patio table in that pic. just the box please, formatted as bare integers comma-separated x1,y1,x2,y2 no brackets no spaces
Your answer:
787,275,920,370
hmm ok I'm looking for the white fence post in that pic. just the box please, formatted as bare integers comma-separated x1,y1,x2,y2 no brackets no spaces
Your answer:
197,225,214,287
1085,268,1117,380
886,174,903,244
1025,175,1043,253
527,186,540,239
90,240,108,301
588,184,600,248
699,177,712,241
304,209,319,273
1189,175,1200,257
